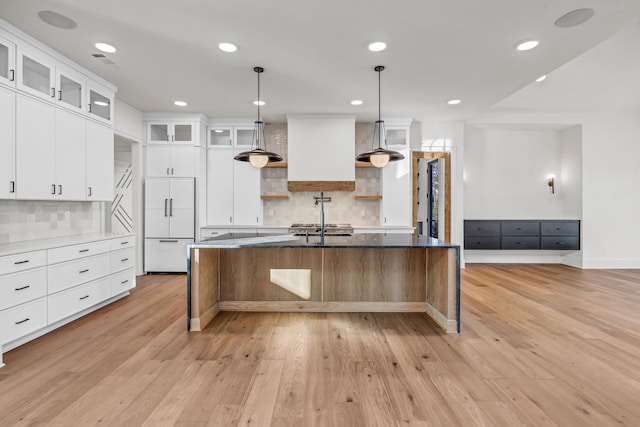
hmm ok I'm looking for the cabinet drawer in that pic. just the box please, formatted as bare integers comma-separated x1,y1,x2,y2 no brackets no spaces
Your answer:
0,250,46,275
464,236,501,250
541,236,580,250
501,236,540,250
501,221,539,236
144,238,192,272
0,297,47,344
111,247,135,273
110,236,134,250
48,253,111,294
48,240,111,264
464,221,500,236
0,267,47,311
541,221,580,236
110,268,135,296
200,228,229,239
48,277,111,324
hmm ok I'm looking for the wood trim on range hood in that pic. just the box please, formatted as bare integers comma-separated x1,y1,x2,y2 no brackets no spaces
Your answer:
288,181,356,192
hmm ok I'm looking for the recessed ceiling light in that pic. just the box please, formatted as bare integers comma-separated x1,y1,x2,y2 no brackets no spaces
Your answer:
174,101,187,107
218,42,237,53
536,75,547,82
555,8,595,28
95,42,116,53
447,99,461,105
350,100,363,106
368,42,386,52
253,100,265,106
516,40,539,51
93,100,109,106
38,10,77,29
214,129,224,133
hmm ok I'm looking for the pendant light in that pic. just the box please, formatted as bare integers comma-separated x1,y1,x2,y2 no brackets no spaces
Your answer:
234,67,283,168
355,66,404,168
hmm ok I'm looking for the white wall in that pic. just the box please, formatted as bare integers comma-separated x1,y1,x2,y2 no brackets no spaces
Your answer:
464,128,563,219
558,126,583,219
114,99,143,142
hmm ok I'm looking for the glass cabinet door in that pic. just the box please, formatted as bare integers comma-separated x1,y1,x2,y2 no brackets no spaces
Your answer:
88,87,112,121
18,48,55,101
209,127,232,146
235,127,254,146
385,127,409,147
148,123,170,143
172,123,193,143
0,35,16,87
56,66,84,111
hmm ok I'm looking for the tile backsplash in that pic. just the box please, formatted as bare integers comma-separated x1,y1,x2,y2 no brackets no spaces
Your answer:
0,200,105,244
262,122,382,226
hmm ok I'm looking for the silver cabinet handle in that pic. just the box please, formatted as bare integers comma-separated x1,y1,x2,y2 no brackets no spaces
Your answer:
171,168,174,175
88,103,92,113
79,269,89,273
121,241,128,245
164,199,168,216
121,280,129,284
58,90,62,101
169,199,173,216
15,318,30,325
14,285,30,291
14,260,29,265
159,240,178,243
51,184,56,195
10,181,15,193
51,87,55,98
121,258,128,262
166,167,170,175
79,249,89,253
88,187,92,197
9,69,14,81
58,185,62,195
230,216,232,223
79,295,90,300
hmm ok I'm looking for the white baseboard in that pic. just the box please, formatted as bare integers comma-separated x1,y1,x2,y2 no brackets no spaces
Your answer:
464,250,564,264
581,258,640,269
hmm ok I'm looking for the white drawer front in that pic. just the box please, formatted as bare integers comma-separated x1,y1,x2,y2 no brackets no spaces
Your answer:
48,240,111,264
48,253,111,294
110,248,135,273
48,277,111,324
110,236,134,251
110,268,135,296
0,267,47,311
144,238,192,272
200,228,229,239
0,250,47,275
0,297,47,344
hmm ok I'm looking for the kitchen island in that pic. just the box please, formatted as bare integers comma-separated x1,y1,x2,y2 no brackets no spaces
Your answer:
187,233,460,333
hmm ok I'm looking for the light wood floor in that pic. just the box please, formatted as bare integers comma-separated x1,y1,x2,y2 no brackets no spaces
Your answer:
1,265,640,426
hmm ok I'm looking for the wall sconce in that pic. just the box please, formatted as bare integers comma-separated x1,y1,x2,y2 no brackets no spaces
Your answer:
547,177,555,194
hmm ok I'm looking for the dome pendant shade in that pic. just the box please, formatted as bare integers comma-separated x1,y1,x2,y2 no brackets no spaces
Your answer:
233,67,283,168
356,66,404,168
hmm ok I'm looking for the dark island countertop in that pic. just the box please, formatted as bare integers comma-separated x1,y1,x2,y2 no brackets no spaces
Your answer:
189,233,459,249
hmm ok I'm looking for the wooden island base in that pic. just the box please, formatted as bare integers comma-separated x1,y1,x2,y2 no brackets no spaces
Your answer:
188,244,460,333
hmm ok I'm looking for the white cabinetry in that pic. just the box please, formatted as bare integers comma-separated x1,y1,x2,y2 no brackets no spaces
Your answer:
148,122,195,144
87,80,113,124
86,120,114,201
381,147,412,226
0,33,16,88
16,44,55,102
0,234,135,359
145,178,194,272
55,108,87,200
0,86,15,199
206,124,262,226
146,144,195,177
55,63,85,113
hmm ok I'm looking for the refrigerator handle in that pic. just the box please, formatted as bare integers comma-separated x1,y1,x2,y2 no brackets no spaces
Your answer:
170,199,173,216
164,199,168,217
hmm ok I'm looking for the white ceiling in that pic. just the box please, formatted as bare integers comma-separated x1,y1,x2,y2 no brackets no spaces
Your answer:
1,0,640,123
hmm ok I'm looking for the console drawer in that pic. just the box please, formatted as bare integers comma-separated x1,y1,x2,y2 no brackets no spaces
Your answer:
501,236,540,250
541,236,580,250
501,221,540,236
110,268,135,296
48,240,111,264
0,297,47,344
0,250,46,275
48,277,110,324
464,236,501,250
541,221,579,236
0,267,47,311
110,248,135,273
464,221,500,236
48,253,111,294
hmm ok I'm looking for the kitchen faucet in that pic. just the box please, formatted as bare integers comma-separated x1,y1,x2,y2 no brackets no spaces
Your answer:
314,192,331,245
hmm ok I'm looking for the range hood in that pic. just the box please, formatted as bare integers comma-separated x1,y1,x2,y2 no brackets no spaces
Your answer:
287,114,356,192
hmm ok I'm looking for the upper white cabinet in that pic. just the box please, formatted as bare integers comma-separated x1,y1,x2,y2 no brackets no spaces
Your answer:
0,33,16,88
55,64,84,113
87,80,114,124
54,108,87,200
86,121,114,201
146,145,195,177
16,45,55,102
381,148,412,226
208,125,253,147
148,122,195,144
0,86,15,199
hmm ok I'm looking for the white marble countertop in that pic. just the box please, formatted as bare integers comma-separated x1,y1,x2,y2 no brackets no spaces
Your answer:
0,232,135,257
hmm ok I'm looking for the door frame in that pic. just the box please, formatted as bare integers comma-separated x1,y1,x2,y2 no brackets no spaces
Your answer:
412,151,451,242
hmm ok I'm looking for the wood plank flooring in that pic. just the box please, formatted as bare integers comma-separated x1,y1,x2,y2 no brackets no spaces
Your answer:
1,264,640,426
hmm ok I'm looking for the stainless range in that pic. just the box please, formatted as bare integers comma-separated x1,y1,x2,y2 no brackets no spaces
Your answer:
289,223,353,236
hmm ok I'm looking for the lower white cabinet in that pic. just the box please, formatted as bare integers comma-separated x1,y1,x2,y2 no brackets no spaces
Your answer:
0,233,136,356
144,238,192,272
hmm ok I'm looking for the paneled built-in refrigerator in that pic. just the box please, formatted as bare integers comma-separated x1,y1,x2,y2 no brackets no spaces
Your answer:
144,177,194,272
